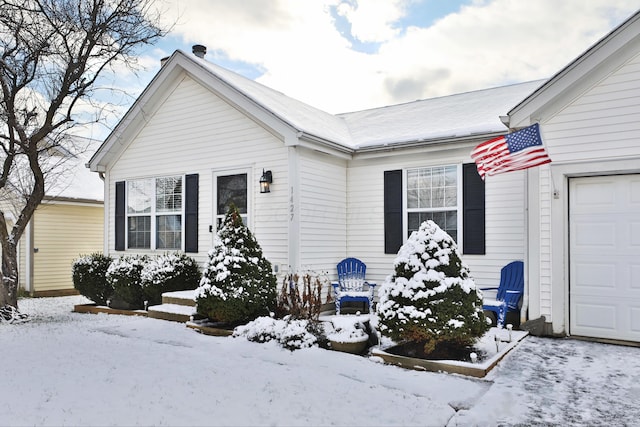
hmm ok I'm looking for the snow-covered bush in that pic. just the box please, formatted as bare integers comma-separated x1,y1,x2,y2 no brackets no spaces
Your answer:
72,253,114,305
377,220,490,355
233,315,325,351
106,254,148,310
196,204,277,325
276,271,330,320
140,252,201,305
326,316,369,343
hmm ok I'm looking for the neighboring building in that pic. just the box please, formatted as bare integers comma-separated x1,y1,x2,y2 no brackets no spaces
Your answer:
14,137,104,296
89,10,640,343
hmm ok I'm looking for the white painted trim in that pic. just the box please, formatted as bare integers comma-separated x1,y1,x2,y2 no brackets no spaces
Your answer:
526,167,541,320
545,158,640,335
401,164,462,244
287,147,300,272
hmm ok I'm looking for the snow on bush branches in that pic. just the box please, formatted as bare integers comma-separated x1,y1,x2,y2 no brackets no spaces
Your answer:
196,204,276,325
377,220,489,354
73,252,200,309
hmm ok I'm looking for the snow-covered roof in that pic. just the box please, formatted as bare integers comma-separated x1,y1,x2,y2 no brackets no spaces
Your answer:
186,51,543,149
46,137,103,202
340,81,544,149
195,55,353,146
90,51,545,171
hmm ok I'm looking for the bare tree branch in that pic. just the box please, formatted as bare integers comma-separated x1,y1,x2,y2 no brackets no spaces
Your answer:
0,0,168,310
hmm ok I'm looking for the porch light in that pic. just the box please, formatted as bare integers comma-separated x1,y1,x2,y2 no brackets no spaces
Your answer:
260,169,273,193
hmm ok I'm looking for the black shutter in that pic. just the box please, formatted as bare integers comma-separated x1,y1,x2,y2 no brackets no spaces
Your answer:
462,163,485,255
184,174,199,253
115,181,125,251
384,170,403,254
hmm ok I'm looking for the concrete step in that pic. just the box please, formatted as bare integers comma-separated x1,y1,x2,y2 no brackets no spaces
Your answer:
147,303,196,323
161,290,197,307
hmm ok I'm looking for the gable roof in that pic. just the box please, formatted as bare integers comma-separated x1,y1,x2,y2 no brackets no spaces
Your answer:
508,9,640,128
193,51,542,148
89,49,544,171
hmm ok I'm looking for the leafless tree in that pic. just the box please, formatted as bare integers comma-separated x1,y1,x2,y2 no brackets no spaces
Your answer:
0,0,168,318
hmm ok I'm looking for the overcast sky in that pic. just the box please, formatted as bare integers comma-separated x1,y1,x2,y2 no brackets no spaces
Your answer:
85,0,638,140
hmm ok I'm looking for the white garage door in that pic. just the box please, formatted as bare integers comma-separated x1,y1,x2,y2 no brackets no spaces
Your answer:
570,174,640,342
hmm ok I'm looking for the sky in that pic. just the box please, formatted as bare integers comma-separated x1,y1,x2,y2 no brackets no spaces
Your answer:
3,294,640,425
82,0,639,140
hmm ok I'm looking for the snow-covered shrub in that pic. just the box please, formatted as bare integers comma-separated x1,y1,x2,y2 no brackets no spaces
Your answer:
276,271,330,320
377,220,490,355
106,254,148,310
233,315,325,351
72,253,114,305
326,316,369,343
196,204,277,325
140,252,201,305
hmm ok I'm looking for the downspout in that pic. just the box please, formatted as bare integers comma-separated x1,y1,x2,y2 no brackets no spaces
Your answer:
522,170,529,323
502,115,529,323
95,170,108,255
25,219,34,295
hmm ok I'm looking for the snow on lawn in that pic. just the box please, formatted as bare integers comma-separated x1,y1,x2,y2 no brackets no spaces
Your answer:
2,296,640,426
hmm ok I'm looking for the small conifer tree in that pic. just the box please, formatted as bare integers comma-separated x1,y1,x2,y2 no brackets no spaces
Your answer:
377,220,490,355
196,204,277,325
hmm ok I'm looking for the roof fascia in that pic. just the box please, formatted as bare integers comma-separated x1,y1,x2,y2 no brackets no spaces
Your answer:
351,131,504,159
297,132,353,159
508,11,640,128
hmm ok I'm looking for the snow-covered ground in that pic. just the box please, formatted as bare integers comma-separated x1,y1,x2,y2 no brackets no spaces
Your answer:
2,295,640,426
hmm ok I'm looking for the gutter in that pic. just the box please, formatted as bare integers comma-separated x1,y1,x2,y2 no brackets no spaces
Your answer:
352,131,506,155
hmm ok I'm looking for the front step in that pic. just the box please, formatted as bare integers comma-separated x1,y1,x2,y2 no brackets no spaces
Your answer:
161,289,197,306
147,290,197,323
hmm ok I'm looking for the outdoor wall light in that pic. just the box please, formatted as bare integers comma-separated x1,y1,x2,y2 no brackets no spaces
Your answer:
260,169,273,193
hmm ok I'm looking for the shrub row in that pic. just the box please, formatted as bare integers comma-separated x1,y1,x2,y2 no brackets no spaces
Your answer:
72,252,201,310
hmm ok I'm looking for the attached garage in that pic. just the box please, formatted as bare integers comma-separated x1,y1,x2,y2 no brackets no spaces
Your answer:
569,174,640,342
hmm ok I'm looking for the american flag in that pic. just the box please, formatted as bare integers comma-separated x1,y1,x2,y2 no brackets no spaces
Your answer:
471,123,551,180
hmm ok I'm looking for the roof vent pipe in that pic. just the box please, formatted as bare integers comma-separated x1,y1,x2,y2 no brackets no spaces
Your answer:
192,44,207,58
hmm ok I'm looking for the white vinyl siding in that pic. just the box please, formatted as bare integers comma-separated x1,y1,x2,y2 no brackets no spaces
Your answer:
346,147,527,288
531,52,640,333
298,148,347,275
107,74,288,268
541,54,640,163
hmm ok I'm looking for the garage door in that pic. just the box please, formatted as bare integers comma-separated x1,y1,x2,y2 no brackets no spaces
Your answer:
570,174,640,342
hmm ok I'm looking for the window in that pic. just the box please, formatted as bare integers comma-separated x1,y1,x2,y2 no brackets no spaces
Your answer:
406,165,459,242
215,172,248,229
126,176,183,250
384,164,485,255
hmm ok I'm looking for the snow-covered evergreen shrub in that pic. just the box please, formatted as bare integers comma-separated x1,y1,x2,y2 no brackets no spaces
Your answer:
106,254,148,310
377,220,490,355
140,252,201,306
72,253,113,305
196,204,277,325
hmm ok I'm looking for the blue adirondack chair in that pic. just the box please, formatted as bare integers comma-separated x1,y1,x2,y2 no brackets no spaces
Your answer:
481,261,524,328
331,258,377,315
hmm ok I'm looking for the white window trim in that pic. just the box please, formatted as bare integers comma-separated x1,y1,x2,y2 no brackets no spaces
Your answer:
402,164,463,245
125,175,185,251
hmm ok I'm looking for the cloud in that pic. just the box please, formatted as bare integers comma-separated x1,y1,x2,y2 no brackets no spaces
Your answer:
336,0,409,43
136,0,640,116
